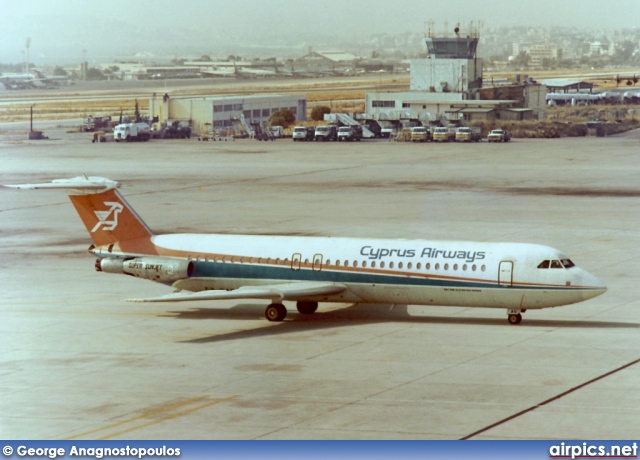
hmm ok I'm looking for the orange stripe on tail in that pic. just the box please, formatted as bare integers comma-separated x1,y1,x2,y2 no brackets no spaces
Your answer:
69,189,157,255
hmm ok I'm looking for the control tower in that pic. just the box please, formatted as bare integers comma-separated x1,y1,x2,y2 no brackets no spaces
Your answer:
411,23,483,96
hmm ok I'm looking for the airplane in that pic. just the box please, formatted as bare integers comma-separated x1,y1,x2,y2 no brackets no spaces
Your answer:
0,72,69,89
4,176,607,325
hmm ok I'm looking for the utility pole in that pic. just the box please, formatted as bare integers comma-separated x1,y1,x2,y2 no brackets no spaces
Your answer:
25,37,31,75
82,49,87,80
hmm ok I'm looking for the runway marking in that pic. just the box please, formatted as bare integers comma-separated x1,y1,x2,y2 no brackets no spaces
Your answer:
64,394,236,440
460,357,640,440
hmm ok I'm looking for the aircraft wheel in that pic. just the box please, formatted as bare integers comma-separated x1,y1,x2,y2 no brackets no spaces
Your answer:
297,301,318,315
508,313,522,325
265,303,287,322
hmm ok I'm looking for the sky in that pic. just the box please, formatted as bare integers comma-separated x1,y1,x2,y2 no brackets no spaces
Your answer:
1,0,639,65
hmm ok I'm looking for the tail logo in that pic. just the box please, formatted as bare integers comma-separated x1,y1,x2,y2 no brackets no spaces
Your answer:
91,201,124,232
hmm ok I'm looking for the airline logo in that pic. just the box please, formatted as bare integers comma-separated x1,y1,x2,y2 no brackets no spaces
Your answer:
91,201,124,232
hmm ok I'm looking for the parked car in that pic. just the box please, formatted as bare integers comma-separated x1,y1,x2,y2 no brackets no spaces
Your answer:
337,125,363,141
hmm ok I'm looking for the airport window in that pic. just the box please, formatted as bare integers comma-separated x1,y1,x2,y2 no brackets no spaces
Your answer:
402,103,410,108
372,100,395,108
389,262,394,269
223,104,233,111
214,105,223,112
537,260,550,269
243,110,251,120
253,109,260,117
262,109,270,117
550,260,563,269
561,259,575,268
234,104,243,111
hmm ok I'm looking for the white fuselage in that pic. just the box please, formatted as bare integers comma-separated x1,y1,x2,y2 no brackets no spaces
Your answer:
97,234,606,311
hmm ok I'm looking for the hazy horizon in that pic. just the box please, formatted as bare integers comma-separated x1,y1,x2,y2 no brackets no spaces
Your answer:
2,0,639,66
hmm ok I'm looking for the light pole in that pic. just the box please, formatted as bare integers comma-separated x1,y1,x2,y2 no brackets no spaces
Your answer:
25,37,31,75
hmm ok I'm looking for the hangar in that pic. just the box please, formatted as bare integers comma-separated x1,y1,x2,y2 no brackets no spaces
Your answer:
149,94,307,135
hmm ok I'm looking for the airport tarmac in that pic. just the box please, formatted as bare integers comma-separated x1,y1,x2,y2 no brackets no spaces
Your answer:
1,130,639,439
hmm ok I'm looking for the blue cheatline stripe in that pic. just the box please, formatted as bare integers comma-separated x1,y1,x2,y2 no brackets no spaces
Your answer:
190,261,581,291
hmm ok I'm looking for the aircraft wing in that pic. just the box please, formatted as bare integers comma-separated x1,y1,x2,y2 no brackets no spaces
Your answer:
126,282,347,303
4,176,120,191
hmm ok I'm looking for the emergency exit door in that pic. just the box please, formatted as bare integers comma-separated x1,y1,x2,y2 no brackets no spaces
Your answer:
499,261,513,286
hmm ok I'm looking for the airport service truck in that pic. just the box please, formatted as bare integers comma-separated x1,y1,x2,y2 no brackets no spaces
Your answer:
83,116,112,132
337,125,363,141
432,127,456,142
314,125,337,141
488,129,511,142
292,126,315,141
410,126,430,142
455,127,482,142
114,122,151,142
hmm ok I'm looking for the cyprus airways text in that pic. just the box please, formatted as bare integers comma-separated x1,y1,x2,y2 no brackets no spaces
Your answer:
360,246,486,263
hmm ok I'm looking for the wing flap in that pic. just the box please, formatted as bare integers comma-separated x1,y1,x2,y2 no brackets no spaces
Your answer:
126,282,346,303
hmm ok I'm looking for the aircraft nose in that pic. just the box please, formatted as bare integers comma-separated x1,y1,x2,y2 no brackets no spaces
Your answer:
581,270,607,300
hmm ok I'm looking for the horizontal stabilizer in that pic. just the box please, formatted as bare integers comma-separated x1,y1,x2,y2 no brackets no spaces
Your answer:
126,282,347,303
4,176,120,192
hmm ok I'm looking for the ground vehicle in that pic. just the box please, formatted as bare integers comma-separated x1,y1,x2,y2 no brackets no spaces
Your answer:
362,119,382,137
455,127,482,142
314,125,337,141
114,122,151,142
337,125,362,142
379,121,399,139
83,116,111,132
163,121,191,139
410,126,429,142
292,126,315,141
268,126,284,138
432,127,456,142
488,129,511,142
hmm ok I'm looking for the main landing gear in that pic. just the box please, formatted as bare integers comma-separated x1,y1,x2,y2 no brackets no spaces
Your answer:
507,308,526,325
264,301,319,322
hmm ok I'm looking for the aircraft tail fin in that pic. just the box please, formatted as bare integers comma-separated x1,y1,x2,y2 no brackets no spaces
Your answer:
5,176,156,252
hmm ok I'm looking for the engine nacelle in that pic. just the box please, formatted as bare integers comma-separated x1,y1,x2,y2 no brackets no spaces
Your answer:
97,257,194,283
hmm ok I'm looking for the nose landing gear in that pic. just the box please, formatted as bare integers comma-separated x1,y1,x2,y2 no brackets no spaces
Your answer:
507,308,523,325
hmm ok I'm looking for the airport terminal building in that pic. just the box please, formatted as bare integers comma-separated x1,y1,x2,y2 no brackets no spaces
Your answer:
149,94,307,135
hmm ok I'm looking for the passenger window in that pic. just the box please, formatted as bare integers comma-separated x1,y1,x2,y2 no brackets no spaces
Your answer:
398,262,403,269
380,262,385,268
371,261,376,268
453,264,458,271
561,259,575,268
416,263,421,269
353,261,358,268
335,260,340,267
362,261,367,268
472,264,476,271
435,263,440,270
537,260,550,269
444,263,449,270
550,260,563,269
426,263,430,270
344,260,349,267
481,265,486,272
407,262,412,269
389,262,395,269
463,264,467,271
284,258,289,265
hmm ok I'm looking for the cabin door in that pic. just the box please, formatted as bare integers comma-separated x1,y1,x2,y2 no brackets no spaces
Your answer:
498,261,513,286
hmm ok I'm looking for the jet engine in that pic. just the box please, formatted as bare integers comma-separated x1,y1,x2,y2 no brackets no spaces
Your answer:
97,257,194,283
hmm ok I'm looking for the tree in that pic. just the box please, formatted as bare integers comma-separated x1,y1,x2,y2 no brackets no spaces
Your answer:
85,67,106,80
53,66,68,77
310,105,331,121
267,109,296,128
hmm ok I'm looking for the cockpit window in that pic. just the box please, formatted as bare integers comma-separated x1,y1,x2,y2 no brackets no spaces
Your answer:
550,260,563,269
537,260,550,269
561,259,575,268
